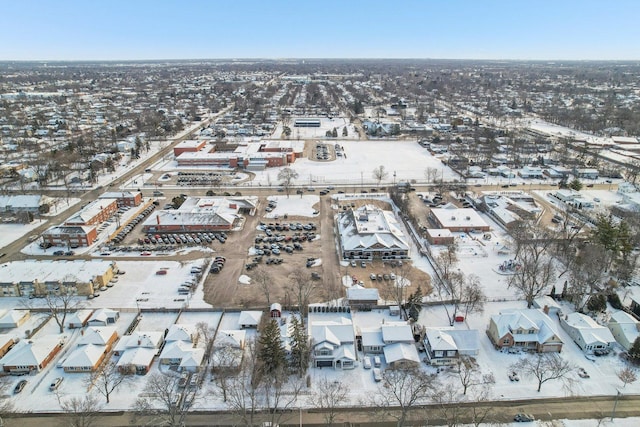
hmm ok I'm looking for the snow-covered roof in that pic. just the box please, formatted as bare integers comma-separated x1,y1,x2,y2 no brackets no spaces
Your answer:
430,207,489,230
113,331,164,352
383,342,420,364
311,317,355,346
179,348,204,368
347,285,380,301
62,344,105,369
65,309,94,327
0,335,63,367
214,330,246,348
0,260,114,285
563,312,616,346
238,311,263,327
78,326,117,346
381,323,414,343
492,309,560,345
337,205,409,253
88,308,119,324
361,328,384,348
425,328,457,351
0,309,29,327
116,347,157,368
159,340,193,359
165,324,196,342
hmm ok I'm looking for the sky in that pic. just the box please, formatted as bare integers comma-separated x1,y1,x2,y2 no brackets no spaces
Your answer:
2,0,640,61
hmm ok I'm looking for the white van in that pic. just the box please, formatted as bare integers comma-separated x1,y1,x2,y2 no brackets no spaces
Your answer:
363,356,372,369
373,356,381,367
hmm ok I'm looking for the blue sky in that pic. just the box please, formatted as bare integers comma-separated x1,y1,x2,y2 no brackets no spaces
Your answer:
2,0,639,61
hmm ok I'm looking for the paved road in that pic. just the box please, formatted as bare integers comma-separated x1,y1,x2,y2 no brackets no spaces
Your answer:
8,393,640,426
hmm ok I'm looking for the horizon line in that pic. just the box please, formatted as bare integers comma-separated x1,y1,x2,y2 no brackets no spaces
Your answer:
2,57,640,63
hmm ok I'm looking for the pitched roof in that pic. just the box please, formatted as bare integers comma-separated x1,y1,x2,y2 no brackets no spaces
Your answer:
114,331,164,352
159,340,193,359
311,318,355,346
381,323,414,343
215,330,246,348
383,342,420,364
62,344,104,369
165,324,196,342
238,311,263,327
78,326,117,346
0,335,62,367
116,347,156,368
492,309,560,345
564,312,616,346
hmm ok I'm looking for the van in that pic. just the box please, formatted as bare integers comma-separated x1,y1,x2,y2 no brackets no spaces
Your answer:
363,356,372,369
373,356,381,367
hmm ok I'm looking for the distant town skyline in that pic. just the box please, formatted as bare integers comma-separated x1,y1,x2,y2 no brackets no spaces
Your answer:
2,0,640,61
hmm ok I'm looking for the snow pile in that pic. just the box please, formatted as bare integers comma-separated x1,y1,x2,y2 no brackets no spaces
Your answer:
238,274,251,285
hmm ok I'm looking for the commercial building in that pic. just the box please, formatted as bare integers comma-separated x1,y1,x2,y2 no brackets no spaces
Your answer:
141,196,257,233
336,205,410,261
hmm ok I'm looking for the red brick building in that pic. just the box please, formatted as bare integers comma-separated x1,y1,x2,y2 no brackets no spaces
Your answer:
42,225,98,248
173,140,207,157
99,191,142,207
65,199,118,226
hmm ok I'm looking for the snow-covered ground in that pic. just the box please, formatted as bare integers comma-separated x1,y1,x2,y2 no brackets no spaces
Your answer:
0,220,46,250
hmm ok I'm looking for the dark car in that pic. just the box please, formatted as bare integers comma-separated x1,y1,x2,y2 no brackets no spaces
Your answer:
14,380,27,394
53,250,65,256
514,413,534,422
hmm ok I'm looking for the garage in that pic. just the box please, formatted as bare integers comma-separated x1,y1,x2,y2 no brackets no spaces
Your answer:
315,360,333,368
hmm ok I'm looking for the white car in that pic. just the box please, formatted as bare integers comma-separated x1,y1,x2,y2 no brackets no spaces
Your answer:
363,356,372,369
372,368,383,382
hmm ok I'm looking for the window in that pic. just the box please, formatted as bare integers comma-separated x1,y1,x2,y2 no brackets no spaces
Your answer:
502,338,510,345
434,351,444,357
446,350,456,357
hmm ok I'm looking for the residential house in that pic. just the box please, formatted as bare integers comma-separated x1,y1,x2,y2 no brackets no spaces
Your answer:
0,309,30,329
239,311,263,329
607,311,640,351
0,334,17,358
88,308,119,326
309,316,356,369
65,309,94,329
487,309,563,353
346,285,379,310
559,312,616,352
0,335,65,373
424,327,480,365
211,329,246,372
113,331,163,375
62,344,109,373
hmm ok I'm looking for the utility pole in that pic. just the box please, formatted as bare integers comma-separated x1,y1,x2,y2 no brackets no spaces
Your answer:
611,389,621,421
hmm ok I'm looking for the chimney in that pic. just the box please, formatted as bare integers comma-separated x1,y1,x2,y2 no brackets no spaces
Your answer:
543,305,549,315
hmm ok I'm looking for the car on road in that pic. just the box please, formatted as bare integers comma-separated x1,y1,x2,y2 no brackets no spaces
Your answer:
14,380,27,394
514,413,535,422
53,250,65,256
50,377,63,391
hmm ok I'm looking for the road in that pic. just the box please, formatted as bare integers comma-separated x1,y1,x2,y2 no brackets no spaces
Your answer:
0,107,233,263
8,393,640,426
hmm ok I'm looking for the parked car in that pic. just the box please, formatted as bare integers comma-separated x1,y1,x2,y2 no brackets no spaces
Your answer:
372,368,383,382
363,356,372,369
514,413,535,422
373,356,381,367
14,380,27,394
49,377,63,391
53,250,65,256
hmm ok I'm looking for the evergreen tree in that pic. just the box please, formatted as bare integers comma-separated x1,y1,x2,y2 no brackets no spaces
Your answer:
586,294,606,312
630,337,640,361
405,286,423,321
258,319,286,377
289,315,309,377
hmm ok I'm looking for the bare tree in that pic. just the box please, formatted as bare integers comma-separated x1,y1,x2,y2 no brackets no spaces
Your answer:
567,244,609,311
507,221,556,308
58,392,103,427
34,286,84,334
251,266,274,306
371,364,437,427
88,360,132,404
287,270,316,320
434,242,458,282
211,344,243,402
617,366,638,388
424,166,440,183
0,377,15,419
451,356,494,395
226,338,261,426
277,167,299,198
314,376,350,426
132,372,200,427
372,165,389,187
511,353,574,392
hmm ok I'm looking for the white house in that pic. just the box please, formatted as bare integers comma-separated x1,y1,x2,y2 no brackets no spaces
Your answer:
559,312,616,352
424,327,480,365
607,311,640,351
238,311,263,329
309,316,356,369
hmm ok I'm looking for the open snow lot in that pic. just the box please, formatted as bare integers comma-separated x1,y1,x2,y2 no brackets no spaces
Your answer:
265,194,319,218
253,139,457,186
81,260,212,310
